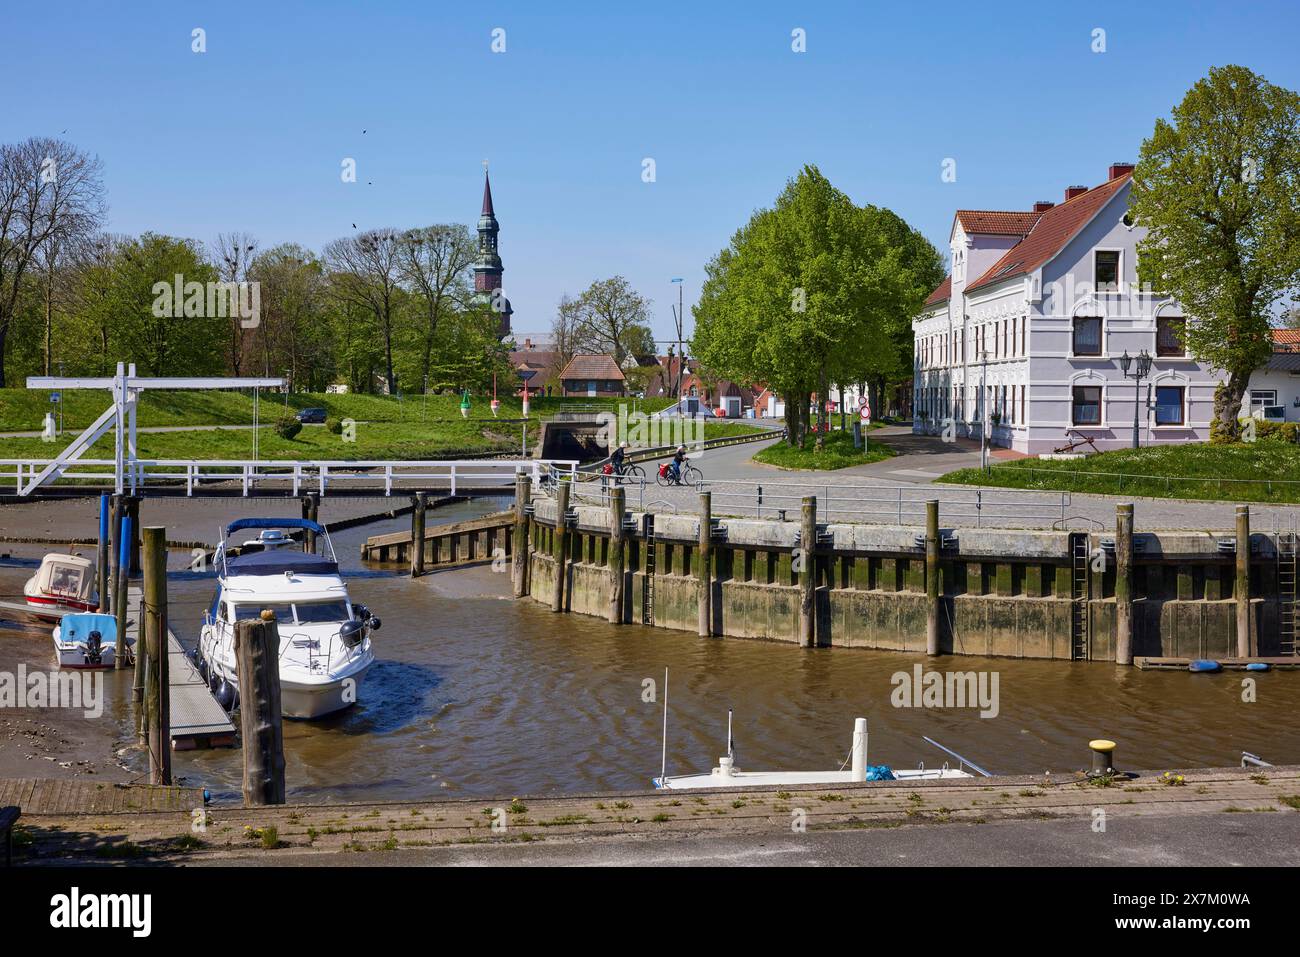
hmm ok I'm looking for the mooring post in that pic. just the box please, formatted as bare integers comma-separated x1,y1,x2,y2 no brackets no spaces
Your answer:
697,491,711,637
96,493,110,614
410,492,427,578
1115,503,1134,666
609,485,627,625
926,498,940,656
235,613,286,806
1236,504,1252,658
126,496,142,576
799,495,816,648
109,493,124,604
513,473,531,598
115,514,131,680
552,481,570,613
142,526,171,785
301,492,320,554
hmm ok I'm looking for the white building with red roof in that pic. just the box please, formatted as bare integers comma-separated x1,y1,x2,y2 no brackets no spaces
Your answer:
913,163,1221,454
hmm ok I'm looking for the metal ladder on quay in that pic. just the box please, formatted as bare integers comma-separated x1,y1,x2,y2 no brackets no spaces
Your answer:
1070,532,1090,661
642,513,656,626
1278,525,1298,656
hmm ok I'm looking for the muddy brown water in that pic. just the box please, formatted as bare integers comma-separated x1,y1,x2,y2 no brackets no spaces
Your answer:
2,496,1299,803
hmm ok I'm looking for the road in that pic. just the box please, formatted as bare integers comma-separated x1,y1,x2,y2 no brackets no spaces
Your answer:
610,426,1300,531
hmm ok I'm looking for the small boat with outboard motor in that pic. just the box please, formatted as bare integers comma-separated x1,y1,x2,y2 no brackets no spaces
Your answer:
197,518,379,719
51,612,128,669
23,553,97,622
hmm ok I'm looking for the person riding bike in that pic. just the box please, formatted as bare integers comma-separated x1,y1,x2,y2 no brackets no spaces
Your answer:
669,445,688,484
610,441,629,476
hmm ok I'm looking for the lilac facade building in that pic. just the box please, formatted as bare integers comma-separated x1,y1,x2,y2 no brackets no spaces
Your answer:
912,164,1220,454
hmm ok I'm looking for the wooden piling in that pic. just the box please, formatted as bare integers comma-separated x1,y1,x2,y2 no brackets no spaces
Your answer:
114,513,131,684
1115,503,1134,666
552,482,570,613
301,493,320,554
697,491,711,637
1236,504,1252,658
410,492,427,578
799,496,816,648
235,614,286,806
109,492,123,598
926,499,940,656
513,474,531,598
142,527,171,785
126,496,141,576
609,485,626,624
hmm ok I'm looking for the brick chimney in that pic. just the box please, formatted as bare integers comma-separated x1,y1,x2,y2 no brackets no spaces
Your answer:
1033,200,1055,213
523,337,533,350
1064,185,1089,201
1108,162,1135,180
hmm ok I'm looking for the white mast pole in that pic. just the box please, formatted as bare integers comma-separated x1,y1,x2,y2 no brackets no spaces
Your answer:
659,667,668,786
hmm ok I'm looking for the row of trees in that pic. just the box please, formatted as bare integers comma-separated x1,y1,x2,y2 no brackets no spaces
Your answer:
0,136,513,394
691,164,943,447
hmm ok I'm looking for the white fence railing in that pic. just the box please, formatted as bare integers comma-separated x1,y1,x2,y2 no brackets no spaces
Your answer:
566,474,1072,528
0,458,579,498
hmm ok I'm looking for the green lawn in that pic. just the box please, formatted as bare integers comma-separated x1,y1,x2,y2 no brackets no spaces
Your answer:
0,388,676,432
937,441,1300,503
752,428,896,471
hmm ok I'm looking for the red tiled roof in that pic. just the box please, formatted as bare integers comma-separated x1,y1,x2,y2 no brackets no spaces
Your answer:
1272,328,1300,349
965,173,1132,293
923,274,951,307
558,354,625,381
955,210,1042,236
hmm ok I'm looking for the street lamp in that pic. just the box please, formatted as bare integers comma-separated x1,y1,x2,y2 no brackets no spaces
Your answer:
980,350,989,471
671,278,685,402
1118,349,1153,449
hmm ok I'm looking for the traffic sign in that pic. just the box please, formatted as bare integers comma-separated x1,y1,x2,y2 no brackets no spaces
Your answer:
858,397,871,423
49,392,61,403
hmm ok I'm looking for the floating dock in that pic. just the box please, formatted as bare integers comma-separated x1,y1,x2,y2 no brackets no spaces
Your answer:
1135,656,1300,671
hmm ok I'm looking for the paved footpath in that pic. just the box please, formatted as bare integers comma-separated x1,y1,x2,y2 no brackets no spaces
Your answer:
616,428,1300,531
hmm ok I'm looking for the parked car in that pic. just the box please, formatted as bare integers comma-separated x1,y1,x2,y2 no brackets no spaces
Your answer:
295,407,328,424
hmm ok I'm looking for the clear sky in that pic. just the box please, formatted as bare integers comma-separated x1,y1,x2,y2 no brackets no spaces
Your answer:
4,0,1297,345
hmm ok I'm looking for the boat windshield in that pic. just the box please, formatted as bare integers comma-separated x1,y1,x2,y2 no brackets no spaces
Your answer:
294,600,351,624
231,603,295,622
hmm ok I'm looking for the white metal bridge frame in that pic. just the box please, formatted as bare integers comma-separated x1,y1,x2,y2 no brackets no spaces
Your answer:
12,365,578,497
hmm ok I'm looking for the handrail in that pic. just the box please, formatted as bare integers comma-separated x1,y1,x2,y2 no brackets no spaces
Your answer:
921,736,992,777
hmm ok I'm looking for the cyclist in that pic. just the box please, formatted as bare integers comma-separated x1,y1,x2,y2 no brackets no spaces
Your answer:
669,445,688,484
611,441,629,476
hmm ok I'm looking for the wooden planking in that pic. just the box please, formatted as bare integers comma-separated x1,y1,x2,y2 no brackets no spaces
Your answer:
1136,655,1300,670
0,779,202,815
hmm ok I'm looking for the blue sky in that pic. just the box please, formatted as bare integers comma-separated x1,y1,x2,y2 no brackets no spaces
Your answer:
4,0,1297,344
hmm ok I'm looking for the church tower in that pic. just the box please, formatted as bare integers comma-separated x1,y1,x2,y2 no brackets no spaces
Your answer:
473,167,512,339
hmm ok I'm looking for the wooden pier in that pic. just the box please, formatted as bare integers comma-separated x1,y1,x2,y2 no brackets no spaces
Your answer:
362,510,514,568
1135,656,1300,671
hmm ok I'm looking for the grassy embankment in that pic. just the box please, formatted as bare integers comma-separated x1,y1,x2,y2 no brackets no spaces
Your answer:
937,441,1300,503
0,390,762,463
752,426,894,471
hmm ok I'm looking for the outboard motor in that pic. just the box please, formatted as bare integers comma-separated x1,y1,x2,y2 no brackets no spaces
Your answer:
84,630,103,667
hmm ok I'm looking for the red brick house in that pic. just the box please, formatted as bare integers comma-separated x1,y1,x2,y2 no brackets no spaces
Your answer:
558,354,626,397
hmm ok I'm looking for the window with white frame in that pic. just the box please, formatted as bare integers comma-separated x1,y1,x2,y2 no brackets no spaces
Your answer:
1154,385,1185,426
1095,250,1120,292
1072,385,1102,425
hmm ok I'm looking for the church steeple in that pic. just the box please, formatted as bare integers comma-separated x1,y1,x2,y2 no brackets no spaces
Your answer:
472,164,511,338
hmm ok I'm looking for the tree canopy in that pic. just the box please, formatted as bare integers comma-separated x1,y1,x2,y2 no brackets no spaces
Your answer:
1130,64,1300,439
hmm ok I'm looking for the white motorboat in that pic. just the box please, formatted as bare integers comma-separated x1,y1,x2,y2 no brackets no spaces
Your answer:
52,612,127,669
24,553,97,622
654,713,979,790
197,518,378,720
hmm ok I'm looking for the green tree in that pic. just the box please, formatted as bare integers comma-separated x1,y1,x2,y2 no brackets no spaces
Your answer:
692,165,940,448
1130,65,1300,441
568,276,654,364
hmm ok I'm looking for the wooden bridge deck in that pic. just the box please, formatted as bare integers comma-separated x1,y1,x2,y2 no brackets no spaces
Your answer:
0,778,203,815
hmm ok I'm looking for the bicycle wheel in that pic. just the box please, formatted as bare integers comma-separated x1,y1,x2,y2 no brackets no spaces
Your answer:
624,464,646,482
655,467,671,487
682,465,702,487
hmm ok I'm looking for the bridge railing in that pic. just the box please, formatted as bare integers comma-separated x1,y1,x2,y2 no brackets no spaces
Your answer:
0,458,579,497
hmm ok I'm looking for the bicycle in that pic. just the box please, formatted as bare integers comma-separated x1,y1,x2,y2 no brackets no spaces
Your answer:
655,462,702,487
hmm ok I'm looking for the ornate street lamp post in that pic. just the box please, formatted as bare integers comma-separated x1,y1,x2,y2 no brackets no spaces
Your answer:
1118,349,1153,449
